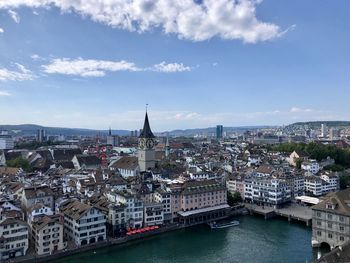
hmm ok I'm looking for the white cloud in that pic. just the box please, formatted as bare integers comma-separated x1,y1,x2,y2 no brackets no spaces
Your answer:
0,28,4,33
0,0,287,43
152,62,191,73
0,90,11,96
42,58,191,76
290,107,313,113
42,58,140,77
8,10,20,23
31,54,40,60
0,64,34,81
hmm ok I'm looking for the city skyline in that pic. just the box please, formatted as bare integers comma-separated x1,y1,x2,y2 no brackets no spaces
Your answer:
0,1,349,130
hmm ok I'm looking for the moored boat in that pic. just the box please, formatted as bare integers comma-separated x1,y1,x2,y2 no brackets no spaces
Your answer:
209,220,240,229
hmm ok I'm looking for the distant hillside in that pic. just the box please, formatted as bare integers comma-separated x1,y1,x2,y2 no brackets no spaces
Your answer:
0,124,277,138
0,124,130,137
286,121,350,130
166,126,276,137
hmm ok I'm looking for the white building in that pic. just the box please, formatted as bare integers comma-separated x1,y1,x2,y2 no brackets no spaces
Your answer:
301,160,320,174
0,217,29,260
305,174,339,197
143,203,164,226
59,200,106,246
304,176,324,196
154,187,172,223
245,176,291,207
109,156,139,178
106,191,144,229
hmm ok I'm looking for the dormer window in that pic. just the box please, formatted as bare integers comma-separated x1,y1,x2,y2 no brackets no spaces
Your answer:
326,203,335,210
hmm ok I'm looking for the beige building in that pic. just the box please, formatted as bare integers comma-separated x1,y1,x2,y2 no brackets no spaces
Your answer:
0,217,29,260
31,214,65,255
180,180,227,211
312,188,350,249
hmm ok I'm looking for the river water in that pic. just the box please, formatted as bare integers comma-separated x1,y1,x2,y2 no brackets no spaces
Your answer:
55,216,327,263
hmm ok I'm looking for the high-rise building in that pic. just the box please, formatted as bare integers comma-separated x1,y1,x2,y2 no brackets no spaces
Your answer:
321,124,327,138
37,129,47,142
165,137,170,158
216,125,223,139
138,112,156,172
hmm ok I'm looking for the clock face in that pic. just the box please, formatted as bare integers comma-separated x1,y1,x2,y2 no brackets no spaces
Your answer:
146,139,155,149
139,139,146,149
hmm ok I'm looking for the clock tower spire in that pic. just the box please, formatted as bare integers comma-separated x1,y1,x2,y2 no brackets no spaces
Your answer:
138,110,156,172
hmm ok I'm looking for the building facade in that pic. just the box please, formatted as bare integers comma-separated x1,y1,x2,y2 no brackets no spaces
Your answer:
312,189,350,249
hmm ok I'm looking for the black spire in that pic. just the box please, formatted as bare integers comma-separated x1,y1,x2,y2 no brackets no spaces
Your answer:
139,112,155,138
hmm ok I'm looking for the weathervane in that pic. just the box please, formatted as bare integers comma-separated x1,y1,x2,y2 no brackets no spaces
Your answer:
146,103,149,112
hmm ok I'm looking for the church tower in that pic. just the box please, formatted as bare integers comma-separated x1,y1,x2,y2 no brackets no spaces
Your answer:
138,111,156,172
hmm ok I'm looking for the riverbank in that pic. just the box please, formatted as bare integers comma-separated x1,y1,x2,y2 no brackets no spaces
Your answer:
54,216,318,263
8,224,182,263
7,206,319,263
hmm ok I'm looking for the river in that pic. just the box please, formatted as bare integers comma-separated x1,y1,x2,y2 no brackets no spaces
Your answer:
55,216,328,263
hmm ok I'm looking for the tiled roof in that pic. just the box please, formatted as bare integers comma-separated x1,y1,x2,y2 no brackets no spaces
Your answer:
312,188,350,216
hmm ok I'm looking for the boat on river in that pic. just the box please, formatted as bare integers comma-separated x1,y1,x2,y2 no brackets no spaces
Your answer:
209,220,240,229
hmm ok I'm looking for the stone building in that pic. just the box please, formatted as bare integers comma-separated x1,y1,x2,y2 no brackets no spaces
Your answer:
312,188,350,249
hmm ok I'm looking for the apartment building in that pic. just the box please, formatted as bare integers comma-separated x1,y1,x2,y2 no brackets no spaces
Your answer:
246,177,291,208
59,200,106,246
0,217,29,260
180,180,227,211
22,186,55,210
154,187,172,223
106,190,144,229
31,214,65,255
143,203,164,226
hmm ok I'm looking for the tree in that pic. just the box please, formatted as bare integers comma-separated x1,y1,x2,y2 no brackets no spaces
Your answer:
340,174,350,190
227,191,242,206
295,158,303,169
6,156,31,172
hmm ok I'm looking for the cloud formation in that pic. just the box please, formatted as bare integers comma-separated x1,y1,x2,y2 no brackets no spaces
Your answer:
0,90,11,96
152,62,191,73
0,28,4,33
42,58,140,77
0,0,285,43
8,10,20,23
0,63,34,81
42,58,192,76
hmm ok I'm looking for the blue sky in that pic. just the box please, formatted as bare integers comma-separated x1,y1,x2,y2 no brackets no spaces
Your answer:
0,0,349,131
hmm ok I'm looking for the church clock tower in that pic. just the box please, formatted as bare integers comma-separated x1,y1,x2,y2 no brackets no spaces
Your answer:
138,111,156,172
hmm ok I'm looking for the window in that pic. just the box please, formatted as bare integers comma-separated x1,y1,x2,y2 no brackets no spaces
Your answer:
316,212,321,217
340,216,344,222
340,236,345,241
328,233,333,239
340,226,344,231
328,223,332,229
327,214,332,220
317,221,321,226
